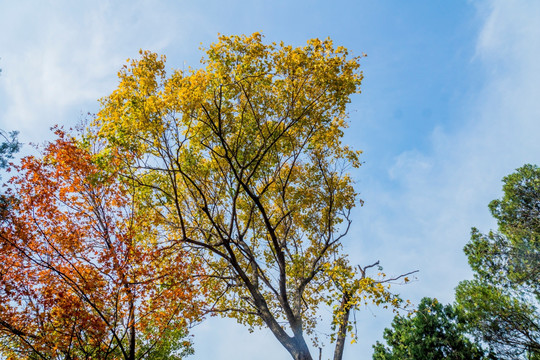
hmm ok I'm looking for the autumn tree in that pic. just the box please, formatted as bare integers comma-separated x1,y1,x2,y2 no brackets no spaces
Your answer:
456,164,540,360
0,130,203,359
91,33,411,360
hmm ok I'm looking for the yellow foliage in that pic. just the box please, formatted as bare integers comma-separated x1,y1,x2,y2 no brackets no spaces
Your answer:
88,33,401,355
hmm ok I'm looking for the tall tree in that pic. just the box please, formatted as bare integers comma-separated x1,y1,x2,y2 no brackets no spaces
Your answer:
372,297,490,360
456,164,540,360
0,130,203,359
91,33,411,360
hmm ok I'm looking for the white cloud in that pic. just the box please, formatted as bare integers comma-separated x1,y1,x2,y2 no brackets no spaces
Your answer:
0,0,195,145
346,1,540,356
388,149,433,183
373,0,540,296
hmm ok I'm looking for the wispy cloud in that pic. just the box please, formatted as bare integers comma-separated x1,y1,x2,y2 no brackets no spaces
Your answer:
0,1,193,144
346,1,540,356
367,0,540,294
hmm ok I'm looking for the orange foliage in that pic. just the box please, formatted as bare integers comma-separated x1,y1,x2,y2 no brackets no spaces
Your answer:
0,129,204,359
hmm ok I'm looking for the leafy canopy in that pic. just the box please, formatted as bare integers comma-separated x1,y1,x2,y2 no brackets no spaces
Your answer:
0,130,20,171
456,164,540,360
92,33,408,360
0,130,20,216
0,130,203,360
373,297,489,360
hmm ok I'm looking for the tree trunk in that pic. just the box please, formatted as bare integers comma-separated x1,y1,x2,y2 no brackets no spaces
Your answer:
243,280,314,360
333,291,352,360
268,327,313,360
292,349,313,360
128,288,136,360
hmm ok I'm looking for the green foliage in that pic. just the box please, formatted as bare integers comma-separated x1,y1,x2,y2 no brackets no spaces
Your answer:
372,297,489,360
456,164,540,359
136,326,194,360
0,130,20,171
0,130,20,217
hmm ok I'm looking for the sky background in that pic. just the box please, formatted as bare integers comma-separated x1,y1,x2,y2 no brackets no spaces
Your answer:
1,0,540,358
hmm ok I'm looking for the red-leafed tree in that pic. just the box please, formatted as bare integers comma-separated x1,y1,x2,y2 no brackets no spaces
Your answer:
0,130,204,360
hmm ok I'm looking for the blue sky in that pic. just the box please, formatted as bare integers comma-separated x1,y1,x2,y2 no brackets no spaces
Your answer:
1,0,540,358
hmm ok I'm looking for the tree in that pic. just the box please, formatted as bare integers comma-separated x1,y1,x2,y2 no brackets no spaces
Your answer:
0,130,20,171
0,130,203,359
455,164,540,360
0,129,21,215
0,62,20,172
372,297,490,360
91,33,411,360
